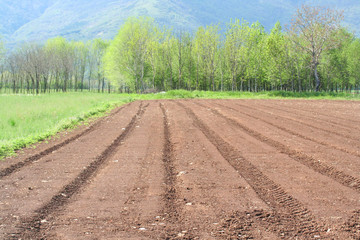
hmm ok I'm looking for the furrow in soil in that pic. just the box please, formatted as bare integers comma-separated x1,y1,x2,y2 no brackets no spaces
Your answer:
237,100,360,146
160,102,195,239
13,103,147,239
267,99,360,126
254,101,360,136
194,101,360,194
177,101,326,239
165,101,278,239
0,103,129,179
248,100,360,142
214,101,360,158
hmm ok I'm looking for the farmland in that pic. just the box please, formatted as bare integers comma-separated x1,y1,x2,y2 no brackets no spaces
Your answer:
0,99,359,239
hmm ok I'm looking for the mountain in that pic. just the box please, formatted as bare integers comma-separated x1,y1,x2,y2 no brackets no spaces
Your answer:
1,0,359,45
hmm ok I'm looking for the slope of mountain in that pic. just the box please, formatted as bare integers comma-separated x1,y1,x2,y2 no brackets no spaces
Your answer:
0,0,57,39
1,0,359,45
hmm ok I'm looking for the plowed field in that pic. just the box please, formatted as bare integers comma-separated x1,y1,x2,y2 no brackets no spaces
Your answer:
0,99,359,239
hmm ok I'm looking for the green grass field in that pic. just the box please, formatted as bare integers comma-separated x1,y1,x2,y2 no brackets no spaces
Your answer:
1,90,359,159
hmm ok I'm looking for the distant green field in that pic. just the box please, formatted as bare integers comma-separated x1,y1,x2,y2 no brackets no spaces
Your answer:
1,90,359,159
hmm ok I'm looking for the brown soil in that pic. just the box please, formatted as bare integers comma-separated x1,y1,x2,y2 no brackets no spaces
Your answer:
0,99,359,239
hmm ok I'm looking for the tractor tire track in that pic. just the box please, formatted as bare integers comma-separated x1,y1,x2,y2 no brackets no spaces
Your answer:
0,103,130,179
194,101,360,194
214,101,360,158
178,101,326,239
344,210,360,239
14,102,147,240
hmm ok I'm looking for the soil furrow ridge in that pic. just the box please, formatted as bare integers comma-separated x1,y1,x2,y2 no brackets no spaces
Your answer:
255,101,360,136
13,102,146,240
249,101,360,142
0,103,129,179
272,100,360,126
214,101,360,158
178,101,327,239
160,103,195,239
195,101,360,194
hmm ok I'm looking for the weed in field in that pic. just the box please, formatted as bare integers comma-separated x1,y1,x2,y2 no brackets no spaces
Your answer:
8,119,16,127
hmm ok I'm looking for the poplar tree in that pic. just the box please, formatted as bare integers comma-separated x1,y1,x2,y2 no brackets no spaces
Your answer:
346,39,360,92
289,4,344,91
104,17,156,93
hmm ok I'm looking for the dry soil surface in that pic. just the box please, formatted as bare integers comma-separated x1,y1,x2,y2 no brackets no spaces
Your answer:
0,99,359,239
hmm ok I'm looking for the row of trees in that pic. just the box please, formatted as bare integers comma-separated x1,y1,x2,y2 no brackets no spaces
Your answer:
0,37,110,94
1,5,359,94
105,5,360,93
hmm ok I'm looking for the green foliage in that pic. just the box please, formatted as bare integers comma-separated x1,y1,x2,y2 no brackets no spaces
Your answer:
345,39,360,87
101,16,360,93
104,17,157,93
3,14,360,95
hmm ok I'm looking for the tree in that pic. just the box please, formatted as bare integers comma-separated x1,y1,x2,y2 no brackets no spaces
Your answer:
45,37,75,92
162,33,176,90
91,39,108,92
345,38,360,92
224,19,248,91
266,22,287,90
45,37,64,92
288,4,344,91
104,17,156,93
247,22,266,92
0,35,5,92
19,43,48,94
147,29,162,90
72,41,88,91
194,25,220,90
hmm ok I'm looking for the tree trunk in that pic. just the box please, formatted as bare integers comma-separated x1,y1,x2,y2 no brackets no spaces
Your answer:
81,77,84,92
75,76,78,92
88,70,92,91
36,72,40,95
102,77,105,93
98,73,101,93
12,74,16,93
314,64,320,92
220,69,223,92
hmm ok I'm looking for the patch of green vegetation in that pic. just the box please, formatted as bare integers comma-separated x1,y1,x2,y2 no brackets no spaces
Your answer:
0,92,132,159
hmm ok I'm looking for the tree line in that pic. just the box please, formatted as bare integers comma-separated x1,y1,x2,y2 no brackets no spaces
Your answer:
1,5,359,94
0,37,110,94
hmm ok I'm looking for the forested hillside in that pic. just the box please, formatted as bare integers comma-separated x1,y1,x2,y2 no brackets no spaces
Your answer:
0,0,359,44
